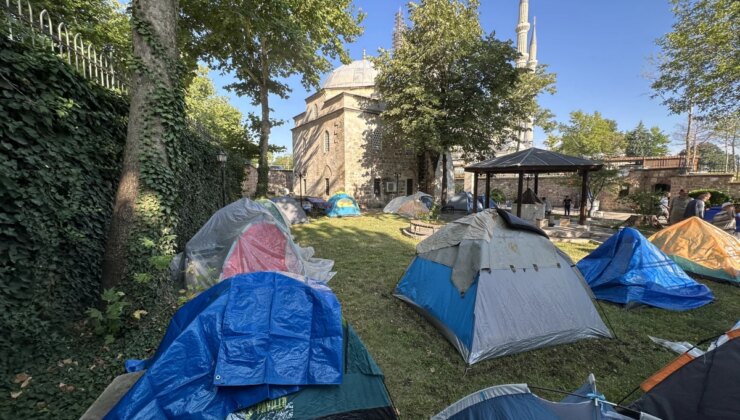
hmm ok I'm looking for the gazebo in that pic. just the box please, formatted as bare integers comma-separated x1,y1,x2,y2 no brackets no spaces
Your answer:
465,148,603,225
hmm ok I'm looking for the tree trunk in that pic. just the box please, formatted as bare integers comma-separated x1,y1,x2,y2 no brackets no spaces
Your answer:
441,150,448,204
256,43,270,197
725,136,730,172
685,107,693,171
732,134,737,176
101,0,179,290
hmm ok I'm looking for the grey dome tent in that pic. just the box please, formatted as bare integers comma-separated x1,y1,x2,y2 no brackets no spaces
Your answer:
384,192,433,217
181,198,334,288
271,196,309,224
395,209,612,364
444,191,483,214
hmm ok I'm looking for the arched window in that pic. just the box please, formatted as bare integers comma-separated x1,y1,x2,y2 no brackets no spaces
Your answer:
323,131,330,153
313,104,319,118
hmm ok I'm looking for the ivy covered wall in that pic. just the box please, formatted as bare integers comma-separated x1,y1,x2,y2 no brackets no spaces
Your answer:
0,36,245,368
0,37,128,359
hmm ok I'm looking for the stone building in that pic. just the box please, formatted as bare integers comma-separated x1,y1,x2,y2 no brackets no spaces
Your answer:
291,58,418,207
292,1,540,206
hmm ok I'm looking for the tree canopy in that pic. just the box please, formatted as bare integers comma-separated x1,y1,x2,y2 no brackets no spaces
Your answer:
185,67,258,159
374,0,528,160
652,0,739,117
624,122,670,157
681,142,730,170
546,111,624,158
32,0,131,63
180,0,364,196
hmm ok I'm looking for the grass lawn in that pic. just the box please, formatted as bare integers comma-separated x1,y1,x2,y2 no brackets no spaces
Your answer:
293,212,740,419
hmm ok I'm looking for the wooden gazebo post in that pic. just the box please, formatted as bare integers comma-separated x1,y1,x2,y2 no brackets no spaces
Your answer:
472,172,479,213
485,173,491,209
516,171,524,217
579,169,589,225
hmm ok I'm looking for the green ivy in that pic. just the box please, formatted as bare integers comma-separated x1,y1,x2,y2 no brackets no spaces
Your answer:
0,25,244,373
0,35,128,369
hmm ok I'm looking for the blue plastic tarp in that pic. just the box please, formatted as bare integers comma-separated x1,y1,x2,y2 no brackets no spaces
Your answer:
577,228,714,311
107,271,343,419
326,193,361,217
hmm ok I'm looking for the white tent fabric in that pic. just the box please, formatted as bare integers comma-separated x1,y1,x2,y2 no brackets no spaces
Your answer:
395,210,612,364
383,192,432,215
271,196,309,224
183,199,333,288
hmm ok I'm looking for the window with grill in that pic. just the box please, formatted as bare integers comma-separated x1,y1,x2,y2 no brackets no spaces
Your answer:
373,178,381,196
369,129,382,150
325,178,330,195
323,131,330,153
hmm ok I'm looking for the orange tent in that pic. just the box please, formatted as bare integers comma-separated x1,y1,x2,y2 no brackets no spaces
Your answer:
649,217,740,284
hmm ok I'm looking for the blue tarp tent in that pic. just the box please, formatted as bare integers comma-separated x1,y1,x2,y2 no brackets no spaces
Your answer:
326,193,361,217
577,228,714,311
106,272,343,419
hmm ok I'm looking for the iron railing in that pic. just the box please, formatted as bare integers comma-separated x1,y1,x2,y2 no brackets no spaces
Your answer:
2,0,127,91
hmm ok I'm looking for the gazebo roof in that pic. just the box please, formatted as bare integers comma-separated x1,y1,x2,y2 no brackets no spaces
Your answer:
465,147,603,173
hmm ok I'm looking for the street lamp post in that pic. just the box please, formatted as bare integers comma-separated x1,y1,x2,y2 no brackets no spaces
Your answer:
217,150,228,207
297,169,307,210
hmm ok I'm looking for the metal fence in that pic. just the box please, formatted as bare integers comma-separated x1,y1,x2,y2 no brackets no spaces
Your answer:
2,0,127,91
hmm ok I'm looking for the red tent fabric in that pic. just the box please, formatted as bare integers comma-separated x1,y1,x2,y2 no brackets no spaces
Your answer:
221,223,296,279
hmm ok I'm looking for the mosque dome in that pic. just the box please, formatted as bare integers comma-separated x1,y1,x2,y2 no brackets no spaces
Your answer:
321,59,377,90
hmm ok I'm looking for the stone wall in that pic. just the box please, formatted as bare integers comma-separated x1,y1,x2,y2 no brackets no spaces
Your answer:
343,109,418,207
293,108,345,199
669,174,739,197
242,166,294,197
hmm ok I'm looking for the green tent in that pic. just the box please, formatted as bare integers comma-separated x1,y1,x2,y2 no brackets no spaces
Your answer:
229,323,397,420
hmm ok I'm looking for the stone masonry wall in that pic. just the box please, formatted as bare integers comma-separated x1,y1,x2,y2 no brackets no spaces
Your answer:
343,109,417,208
241,166,294,197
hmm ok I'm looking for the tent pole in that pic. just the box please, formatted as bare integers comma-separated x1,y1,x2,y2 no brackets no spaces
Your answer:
472,172,479,213
580,170,588,225
516,171,524,217
485,173,491,209
534,173,539,196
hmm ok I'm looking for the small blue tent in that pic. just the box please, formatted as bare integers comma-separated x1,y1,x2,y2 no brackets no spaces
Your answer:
326,193,361,217
106,272,343,419
577,228,714,311
433,375,646,420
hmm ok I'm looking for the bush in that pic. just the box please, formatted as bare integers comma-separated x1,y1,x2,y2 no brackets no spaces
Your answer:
688,189,732,207
489,188,506,204
619,191,663,216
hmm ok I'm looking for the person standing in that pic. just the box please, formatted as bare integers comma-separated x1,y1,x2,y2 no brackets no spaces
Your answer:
668,189,691,224
563,195,572,216
710,202,737,235
659,193,670,221
683,192,711,219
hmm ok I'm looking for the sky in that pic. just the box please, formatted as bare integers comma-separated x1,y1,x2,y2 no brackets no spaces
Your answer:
209,0,685,155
